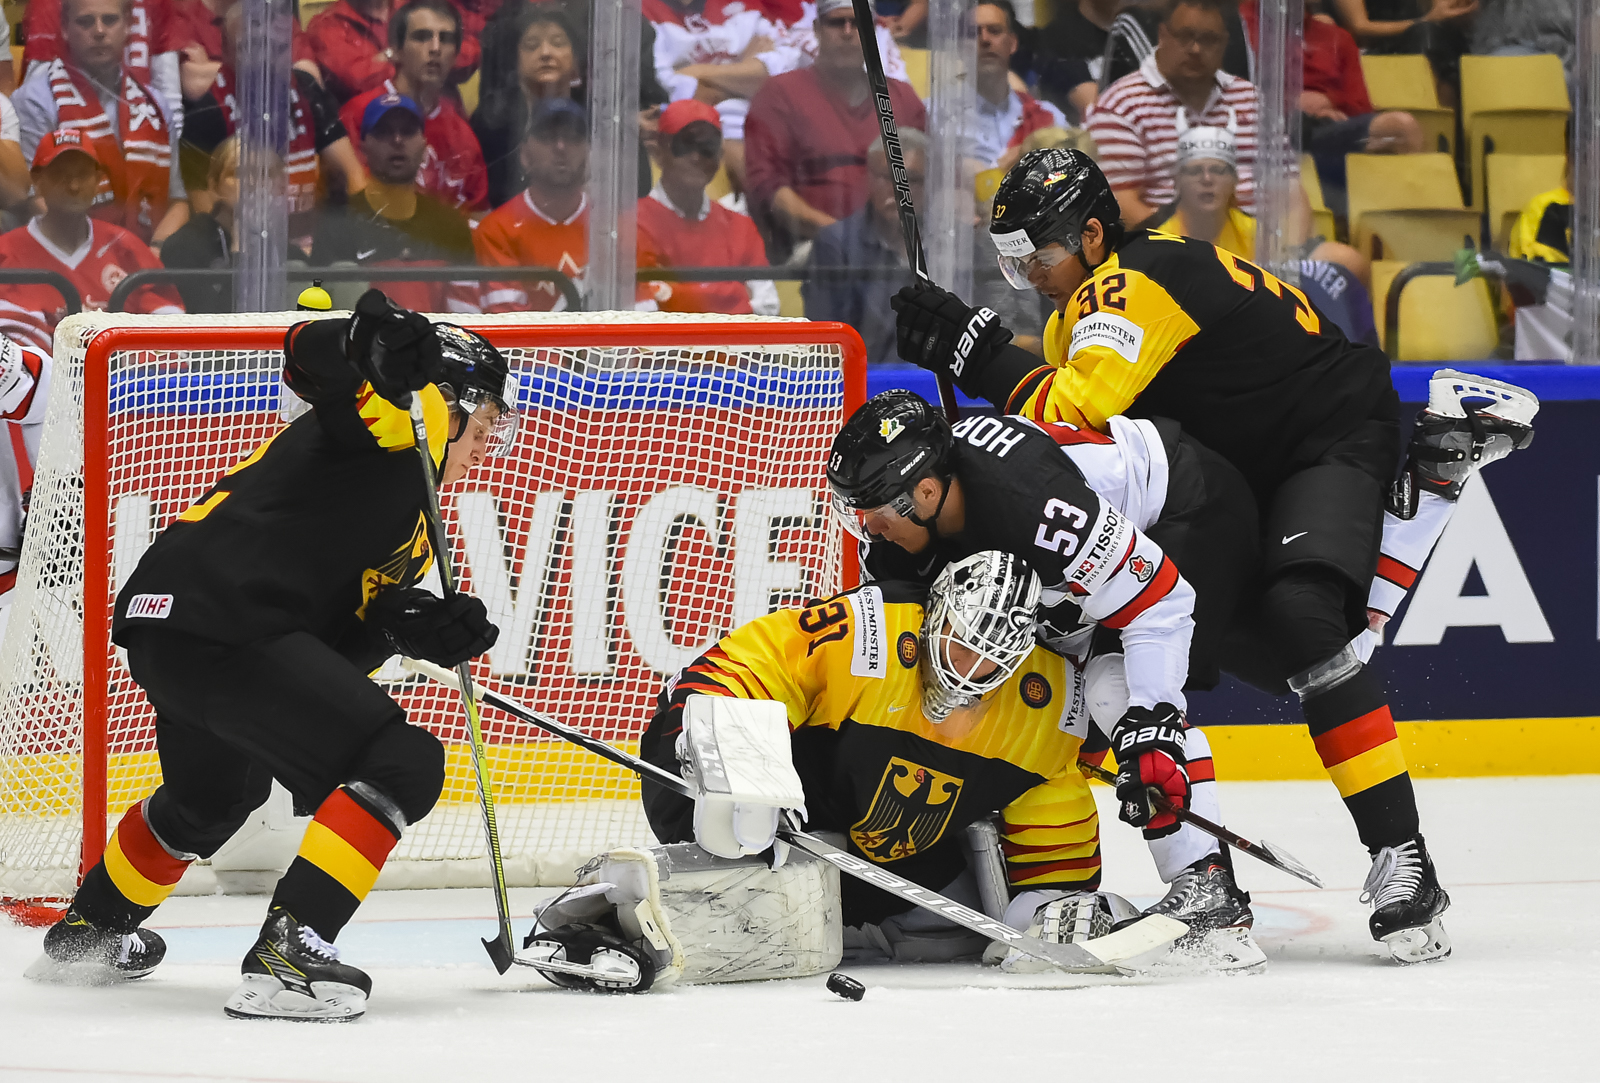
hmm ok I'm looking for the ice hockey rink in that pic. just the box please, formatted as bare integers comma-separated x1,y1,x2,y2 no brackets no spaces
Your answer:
1,775,1591,1083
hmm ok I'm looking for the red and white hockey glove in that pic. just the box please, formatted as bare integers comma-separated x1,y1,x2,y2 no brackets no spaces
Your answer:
1111,703,1189,839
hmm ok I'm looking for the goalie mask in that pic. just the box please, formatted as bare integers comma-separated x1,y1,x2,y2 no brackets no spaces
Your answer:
434,324,519,456
989,148,1122,289
827,390,953,541
920,551,1042,723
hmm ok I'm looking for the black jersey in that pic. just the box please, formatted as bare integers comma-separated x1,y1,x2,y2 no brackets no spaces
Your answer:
973,230,1398,500
112,319,452,663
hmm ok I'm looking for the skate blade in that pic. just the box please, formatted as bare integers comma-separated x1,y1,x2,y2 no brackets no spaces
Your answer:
1380,918,1451,965
22,951,156,985
1429,369,1539,425
222,973,367,1021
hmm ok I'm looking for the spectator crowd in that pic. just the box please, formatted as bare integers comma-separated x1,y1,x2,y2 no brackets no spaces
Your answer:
0,0,1576,359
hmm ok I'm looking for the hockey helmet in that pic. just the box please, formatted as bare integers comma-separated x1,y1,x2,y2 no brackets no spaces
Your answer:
989,148,1122,288
827,390,953,540
920,550,1042,723
433,324,519,456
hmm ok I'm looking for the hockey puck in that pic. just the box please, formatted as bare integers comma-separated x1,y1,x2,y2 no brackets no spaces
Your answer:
826,972,865,1001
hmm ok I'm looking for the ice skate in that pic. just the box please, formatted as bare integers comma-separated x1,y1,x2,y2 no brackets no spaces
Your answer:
223,908,370,1021
1142,854,1265,971
1363,836,1451,965
23,910,167,985
1389,369,1538,518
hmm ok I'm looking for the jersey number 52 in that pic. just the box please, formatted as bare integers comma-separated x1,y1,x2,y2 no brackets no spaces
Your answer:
1034,498,1088,555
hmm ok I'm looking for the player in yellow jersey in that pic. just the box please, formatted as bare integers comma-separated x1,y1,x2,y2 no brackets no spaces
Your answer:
887,149,1533,964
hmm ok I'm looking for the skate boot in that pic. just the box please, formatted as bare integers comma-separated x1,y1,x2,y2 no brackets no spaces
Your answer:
23,909,167,984
1389,369,1538,519
1142,853,1265,971
1362,835,1451,964
223,908,370,1021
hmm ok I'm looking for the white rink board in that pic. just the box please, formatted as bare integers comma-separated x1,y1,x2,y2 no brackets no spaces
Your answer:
1,777,1594,1083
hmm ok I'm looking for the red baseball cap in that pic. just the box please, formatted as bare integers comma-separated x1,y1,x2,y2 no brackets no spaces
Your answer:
32,128,100,171
659,100,722,138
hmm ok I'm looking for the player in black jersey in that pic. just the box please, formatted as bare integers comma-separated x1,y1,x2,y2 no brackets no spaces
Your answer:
883,148,1533,962
25,291,511,1019
829,390,1264,961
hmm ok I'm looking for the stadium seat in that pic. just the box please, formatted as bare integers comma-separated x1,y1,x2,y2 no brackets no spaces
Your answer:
1301,154,1336,242
1346,153,1479,261
1459,54,1570,209
1485,153,1567,251
1359,54,1454,155
1376,262,1499,361
458,70,480,118
901,48,931,98
298,0,337,27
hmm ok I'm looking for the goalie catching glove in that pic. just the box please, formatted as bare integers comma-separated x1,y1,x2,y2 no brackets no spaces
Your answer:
365,587,498,667
891,280,1012,389
676,695,808,861
344,289,447,408
1111,703,1190,838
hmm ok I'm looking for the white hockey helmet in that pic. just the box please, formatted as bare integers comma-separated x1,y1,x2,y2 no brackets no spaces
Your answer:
920,550,1042,722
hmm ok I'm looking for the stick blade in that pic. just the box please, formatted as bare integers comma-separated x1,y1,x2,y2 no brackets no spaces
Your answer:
1258,839,1325,888
1079,913,1189,970
483,933,516,975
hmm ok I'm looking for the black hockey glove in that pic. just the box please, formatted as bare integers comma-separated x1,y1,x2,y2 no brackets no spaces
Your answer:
891,280,1012,383
346,289,446,408
366,587,499,667
1110,703,1189,839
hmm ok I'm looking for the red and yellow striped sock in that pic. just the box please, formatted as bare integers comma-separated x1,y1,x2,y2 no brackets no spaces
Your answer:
73,801,193,932
1303,668,1419,852
269,786,401,940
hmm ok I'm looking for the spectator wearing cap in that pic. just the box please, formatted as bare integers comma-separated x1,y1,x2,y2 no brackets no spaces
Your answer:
179,1,364,254
1146,119,1379,345
973,2,1071,172
745,0,926,263
311,93,478,315
13,0,190,247
0,129,183,349
637,100,777,315
802,129,926,365
340,0,490,216
307,0,484,104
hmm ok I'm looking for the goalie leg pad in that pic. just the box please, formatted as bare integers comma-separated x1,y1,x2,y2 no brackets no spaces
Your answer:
524,848,684,993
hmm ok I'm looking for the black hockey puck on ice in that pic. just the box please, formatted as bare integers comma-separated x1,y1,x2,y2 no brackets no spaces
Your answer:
827,972,865,1001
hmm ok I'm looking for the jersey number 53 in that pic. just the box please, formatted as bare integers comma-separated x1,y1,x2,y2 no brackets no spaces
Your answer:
1034,498,1089,555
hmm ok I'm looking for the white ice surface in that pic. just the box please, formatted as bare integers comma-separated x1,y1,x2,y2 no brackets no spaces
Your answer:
2,777,1595,1083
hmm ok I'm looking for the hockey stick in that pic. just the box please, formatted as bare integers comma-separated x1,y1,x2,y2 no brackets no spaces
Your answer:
402,658,1188,973
405,400,518,974
850,0,959,423
1081,762,1324,888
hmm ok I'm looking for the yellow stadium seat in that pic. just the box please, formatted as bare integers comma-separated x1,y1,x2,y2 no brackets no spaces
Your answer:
705,163,733,203
1485,153,1567,250
298,0,338,27
778,279,805,318
1300,154,1336,242
1380,269,1499,362
1459,54,1570,208
458,70,480,118
1346,153,1479,261
901,48,930,98
1359,54,1454,155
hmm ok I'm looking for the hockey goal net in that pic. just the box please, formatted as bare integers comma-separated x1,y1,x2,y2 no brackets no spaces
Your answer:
0,311,864,905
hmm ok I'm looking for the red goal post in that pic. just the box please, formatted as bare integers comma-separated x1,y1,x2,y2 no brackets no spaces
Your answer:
0,311,866,907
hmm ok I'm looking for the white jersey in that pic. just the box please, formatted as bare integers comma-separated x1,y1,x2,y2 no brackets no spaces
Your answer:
0,336,48,607
647,0,800,142
1023,414,1170,533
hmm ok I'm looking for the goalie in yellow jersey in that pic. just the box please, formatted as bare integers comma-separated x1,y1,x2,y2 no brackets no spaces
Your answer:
518,551,1188,991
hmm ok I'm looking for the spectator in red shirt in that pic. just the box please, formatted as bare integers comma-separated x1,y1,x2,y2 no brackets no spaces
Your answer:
744,0,926,264
340,0,490,216
0,130,182,350
638,100,777,315
1241,0,1423,213
170,0,321,90
307,0,481,104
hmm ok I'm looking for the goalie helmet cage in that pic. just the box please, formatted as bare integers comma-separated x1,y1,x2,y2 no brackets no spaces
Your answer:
0,311,865,906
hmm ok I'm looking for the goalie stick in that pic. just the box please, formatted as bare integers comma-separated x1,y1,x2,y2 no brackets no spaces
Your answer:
849,0,959,423
402,658,1187,974
1081,762,1324,888
405,399,517,974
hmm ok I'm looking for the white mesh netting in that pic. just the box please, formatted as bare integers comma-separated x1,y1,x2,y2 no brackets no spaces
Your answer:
0,311,861,898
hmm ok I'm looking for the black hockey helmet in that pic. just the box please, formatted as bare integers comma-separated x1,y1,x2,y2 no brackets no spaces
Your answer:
989,148,1122,286
827,390,953,540
433,324,519,455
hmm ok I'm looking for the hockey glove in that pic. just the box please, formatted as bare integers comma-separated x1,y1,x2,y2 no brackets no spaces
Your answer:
1110,703,1189,838
366,587,499,667
345,289,446,407
891,280,1012,383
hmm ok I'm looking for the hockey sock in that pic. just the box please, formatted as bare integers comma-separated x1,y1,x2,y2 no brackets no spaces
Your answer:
269,785,401,941
1301,668,1420,852
999,783,1102,893
73,801,194,933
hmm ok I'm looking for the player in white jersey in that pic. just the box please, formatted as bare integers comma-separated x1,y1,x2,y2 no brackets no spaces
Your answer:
0,335,49,641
